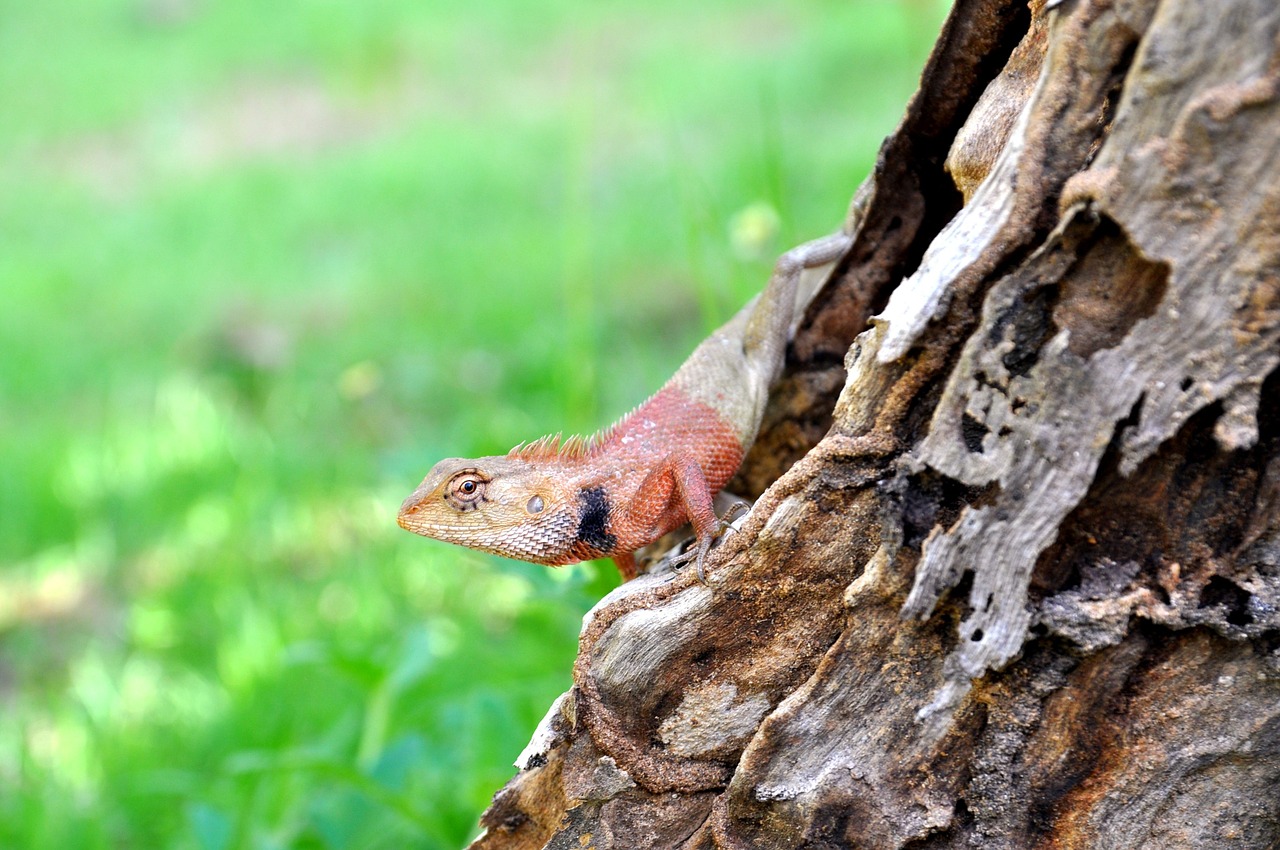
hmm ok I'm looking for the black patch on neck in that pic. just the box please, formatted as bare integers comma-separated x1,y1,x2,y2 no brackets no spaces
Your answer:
576,486,616,553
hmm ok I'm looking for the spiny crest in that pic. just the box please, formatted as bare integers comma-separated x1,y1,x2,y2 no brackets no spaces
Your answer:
591,386,668,447
506,387,669,462
508,432,595,462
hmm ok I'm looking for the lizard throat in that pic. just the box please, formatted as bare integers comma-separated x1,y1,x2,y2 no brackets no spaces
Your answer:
574,485,617,556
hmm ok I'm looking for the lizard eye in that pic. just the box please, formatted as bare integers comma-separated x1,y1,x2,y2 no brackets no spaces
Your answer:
445,471,488,510
526,495,545,514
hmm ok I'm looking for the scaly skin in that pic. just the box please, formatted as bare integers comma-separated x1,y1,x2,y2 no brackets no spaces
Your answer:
398,231,852,580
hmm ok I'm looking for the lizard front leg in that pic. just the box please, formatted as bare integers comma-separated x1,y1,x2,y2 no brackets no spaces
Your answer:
612,551,638,581
665,454,721,583
611,454,720,581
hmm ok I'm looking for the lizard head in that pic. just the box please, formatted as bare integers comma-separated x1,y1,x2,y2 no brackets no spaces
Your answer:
397,455,579,564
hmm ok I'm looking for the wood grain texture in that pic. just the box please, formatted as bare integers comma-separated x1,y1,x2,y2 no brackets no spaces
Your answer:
468,0,1280,845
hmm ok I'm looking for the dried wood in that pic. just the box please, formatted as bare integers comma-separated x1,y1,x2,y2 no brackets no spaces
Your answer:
470,0,1280,846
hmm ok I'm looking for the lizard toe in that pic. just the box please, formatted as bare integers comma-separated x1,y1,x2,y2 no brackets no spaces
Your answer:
670,535,715,585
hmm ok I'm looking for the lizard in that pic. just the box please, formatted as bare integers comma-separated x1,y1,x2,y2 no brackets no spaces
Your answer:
397,225,854,581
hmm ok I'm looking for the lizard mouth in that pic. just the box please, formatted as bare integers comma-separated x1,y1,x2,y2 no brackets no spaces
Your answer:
397,494,429,532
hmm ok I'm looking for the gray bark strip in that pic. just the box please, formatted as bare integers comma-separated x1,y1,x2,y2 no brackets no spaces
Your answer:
903,0,1280,720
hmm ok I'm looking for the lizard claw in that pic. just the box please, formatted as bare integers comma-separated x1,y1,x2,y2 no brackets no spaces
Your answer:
719,501,750,533
670,502,750,584
669,535,714,585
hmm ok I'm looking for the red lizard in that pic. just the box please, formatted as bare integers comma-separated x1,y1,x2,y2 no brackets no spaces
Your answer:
397,229,852,580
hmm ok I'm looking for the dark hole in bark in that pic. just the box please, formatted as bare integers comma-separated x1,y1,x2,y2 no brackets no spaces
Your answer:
1199,576,1253,626
1031,394,1145,595
1053,216,1170,358
1152,573,1172,606
1002,283,1060,377
951,569,977,626
901,472,992,549
961,412,991,453
1059,561,1085,593
1256,364,1280,438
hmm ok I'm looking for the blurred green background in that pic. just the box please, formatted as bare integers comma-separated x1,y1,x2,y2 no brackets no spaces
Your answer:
0,0,946,847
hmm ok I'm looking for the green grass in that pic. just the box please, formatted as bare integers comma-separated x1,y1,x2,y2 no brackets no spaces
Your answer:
0,1,946,846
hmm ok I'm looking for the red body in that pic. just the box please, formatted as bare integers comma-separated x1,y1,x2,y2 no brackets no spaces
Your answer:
513,387,744,577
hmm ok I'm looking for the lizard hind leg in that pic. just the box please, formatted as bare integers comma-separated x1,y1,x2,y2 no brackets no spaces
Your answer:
741,231,854,385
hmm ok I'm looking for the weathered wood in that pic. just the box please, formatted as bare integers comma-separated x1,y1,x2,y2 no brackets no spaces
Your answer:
469,0,1280,846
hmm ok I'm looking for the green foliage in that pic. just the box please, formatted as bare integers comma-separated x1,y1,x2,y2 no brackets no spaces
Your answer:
0,0,945,846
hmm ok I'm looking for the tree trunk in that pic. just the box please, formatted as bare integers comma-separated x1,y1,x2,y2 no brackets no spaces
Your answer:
469,0,1280,846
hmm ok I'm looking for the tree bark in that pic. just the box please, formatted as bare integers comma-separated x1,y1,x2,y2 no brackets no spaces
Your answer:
469,0,1280,846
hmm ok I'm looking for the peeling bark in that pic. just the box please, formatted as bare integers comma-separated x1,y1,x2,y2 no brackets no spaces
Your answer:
469,0,1280,846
